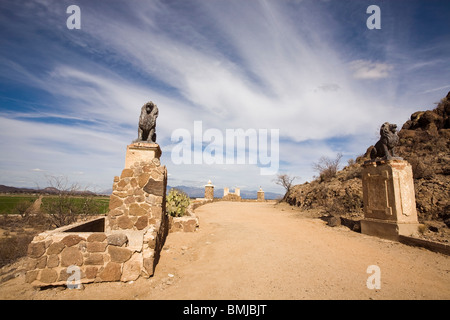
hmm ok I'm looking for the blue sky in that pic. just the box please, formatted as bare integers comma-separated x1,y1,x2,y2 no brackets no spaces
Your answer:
0,0,449,194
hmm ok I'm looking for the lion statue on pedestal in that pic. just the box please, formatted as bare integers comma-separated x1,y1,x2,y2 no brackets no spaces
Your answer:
370,122,402,161
134,101,159,143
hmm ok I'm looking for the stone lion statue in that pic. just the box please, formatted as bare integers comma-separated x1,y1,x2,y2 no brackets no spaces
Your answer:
370,122,402,161
134,101,159,143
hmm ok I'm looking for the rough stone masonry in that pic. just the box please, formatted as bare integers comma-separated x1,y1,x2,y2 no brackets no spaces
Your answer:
25,102,169,287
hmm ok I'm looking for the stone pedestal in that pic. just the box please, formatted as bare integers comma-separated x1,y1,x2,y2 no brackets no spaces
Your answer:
257,187,265,201
204,180,214,200
107,142,168,276
361,159,420,241
125,142,161,169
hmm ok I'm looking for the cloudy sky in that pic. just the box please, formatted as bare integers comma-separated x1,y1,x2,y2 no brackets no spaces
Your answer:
0,0,449,194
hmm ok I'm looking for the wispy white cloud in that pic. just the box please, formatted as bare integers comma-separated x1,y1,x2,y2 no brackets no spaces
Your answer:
349,60,393,80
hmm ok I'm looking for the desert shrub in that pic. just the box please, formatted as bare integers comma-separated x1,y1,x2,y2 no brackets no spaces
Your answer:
166,188,190,217
12,199,35,220
0,234,34,268
313,153,343,182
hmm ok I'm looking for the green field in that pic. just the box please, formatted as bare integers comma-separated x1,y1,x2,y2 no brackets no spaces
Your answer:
0,195,38,214
0,194,109,215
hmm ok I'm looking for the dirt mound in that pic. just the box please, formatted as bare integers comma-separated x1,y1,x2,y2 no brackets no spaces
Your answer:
286,92,450,240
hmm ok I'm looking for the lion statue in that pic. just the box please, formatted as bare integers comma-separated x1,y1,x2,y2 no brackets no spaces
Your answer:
370,122,402,161
134,101,159,143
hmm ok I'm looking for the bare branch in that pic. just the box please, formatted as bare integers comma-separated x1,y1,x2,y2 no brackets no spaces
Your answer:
312,152,343,181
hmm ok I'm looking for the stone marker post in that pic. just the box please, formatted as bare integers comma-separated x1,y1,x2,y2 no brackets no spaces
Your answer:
204,180,214,200
361,159,420,241
257,187,265,201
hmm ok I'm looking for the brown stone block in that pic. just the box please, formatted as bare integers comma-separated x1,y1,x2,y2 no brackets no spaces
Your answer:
143,178,165,196
117,215,134,229
138,173,151,188
107,233,128,246
152,206,162,219
85,266,98,279
58,268,75,282
39,268,58,284
36,256,47,269
120,169,134,178
129,203,147,216
61,235,85,247
85,253,104,265
143,257,154,276
87,241,107,253
99,262,122,281
109,194,124,211
135,216,148,230
108,246,132,263
142,164,155,173
121,253,142,282
114,191,128,198
87,233,107,242
25,270,39,284
24,257,38,270
47,254,60,268
183,219,198,232
108,208,124,217
135,195,145,203
46,241,65,255
61,246,83,267
117,179,128,190
124,196,136,205
27,241,46,258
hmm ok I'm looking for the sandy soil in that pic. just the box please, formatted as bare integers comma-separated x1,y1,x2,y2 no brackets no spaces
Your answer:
0,201,449,300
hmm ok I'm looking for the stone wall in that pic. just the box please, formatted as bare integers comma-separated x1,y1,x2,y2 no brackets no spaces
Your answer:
222,193,242,201
25,219,158,286
107,157,167,232
25,142,170,287
168,199,212,233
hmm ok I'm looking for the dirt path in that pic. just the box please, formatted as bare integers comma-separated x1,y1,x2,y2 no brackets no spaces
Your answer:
0,201,449,299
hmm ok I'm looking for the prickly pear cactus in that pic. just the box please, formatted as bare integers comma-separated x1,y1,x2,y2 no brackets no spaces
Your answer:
166,188,190,217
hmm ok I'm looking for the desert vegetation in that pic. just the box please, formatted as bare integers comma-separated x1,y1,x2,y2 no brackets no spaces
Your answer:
166,188,191,217
0,177,110,268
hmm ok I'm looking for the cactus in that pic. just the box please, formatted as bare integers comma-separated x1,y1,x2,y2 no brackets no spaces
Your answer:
166,188,190,217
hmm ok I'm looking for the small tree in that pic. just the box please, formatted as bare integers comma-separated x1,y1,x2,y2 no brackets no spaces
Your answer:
312,152,343,182
40,175,90,227
274,173,298,201
12,199,36,222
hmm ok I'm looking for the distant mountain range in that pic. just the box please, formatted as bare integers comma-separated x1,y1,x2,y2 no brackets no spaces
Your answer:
167,185,283,200
0,184,283,200
0,184,96,195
